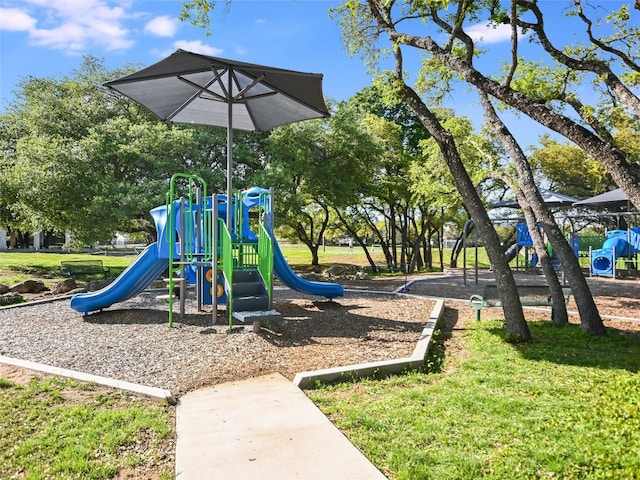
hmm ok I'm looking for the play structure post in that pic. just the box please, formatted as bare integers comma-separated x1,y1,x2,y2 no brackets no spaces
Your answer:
179,197,186,321
269,187,275,307
212,194,218,325
462,219,478,286
196,187,203,312
610,245,617,277
166,173,210,327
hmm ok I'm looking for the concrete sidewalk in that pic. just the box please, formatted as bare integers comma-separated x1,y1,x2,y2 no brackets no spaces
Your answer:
175,373,387,479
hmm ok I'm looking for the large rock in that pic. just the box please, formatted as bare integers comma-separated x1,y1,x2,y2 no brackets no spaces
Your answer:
87,278,114,292
10,280,47,294
51,278,77,295
0,292,24,306
323,264,358,278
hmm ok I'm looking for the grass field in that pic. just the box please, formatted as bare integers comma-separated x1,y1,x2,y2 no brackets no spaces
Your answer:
0,244,403,288
0,243,485,286
0,375,173,480
308,321,640,480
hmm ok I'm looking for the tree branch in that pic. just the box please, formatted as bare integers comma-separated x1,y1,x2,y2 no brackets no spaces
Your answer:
573,0,640,73
503,0,519,87
514,0,640,116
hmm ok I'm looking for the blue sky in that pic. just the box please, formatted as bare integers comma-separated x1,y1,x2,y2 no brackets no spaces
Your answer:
0,1,627,149
0,0,537,102
1,1,374,106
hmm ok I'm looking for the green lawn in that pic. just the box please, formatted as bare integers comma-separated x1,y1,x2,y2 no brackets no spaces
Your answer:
0,251,135,287
308,321,640,479
0,376,173,480
0,243,489,287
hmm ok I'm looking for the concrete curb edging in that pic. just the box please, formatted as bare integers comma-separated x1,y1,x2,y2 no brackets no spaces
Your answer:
293,298,445,389
0,294,75,310
0,355,177,405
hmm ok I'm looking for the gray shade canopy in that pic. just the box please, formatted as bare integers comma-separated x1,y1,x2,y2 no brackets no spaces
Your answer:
104,49,330,230
573,188,629,207
104,49,330,131
490,189,579,209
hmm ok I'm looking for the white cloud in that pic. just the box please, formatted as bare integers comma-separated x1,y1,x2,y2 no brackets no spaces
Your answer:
233,44,248,56
172,40,224,57
0,8,37,31
466,22,527,44
144,15,178,37
0,0,134,53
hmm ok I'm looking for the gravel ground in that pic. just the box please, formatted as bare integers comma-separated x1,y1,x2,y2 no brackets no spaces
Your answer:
1,268,638,396
0,285,434,395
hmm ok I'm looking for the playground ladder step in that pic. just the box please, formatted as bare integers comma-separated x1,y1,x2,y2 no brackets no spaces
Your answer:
233,269,262,283
163,277,186,283
233,309,282,330
232,280,266,296
172,260,216,266
233,294,269,312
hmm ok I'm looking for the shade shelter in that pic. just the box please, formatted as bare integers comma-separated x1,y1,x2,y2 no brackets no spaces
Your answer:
104,49,330,230
489,189,579,209
573,188,629,208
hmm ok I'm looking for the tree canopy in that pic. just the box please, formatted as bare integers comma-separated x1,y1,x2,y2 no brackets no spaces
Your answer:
334,0,639,209
0,55,260,246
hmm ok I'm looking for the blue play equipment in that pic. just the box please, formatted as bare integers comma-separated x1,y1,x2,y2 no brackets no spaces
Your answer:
516,222,534,247
590,227,640,277
71,174,343,326
507,222,560,270
503,222,531,264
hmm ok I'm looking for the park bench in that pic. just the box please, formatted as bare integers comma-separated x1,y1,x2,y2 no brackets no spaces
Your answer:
60,260,111,280
469,284,572,322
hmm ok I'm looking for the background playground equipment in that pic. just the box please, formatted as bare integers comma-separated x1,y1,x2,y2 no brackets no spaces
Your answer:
504,222,640,278
588,228,640,277
503,222,561,271
70,173,343,328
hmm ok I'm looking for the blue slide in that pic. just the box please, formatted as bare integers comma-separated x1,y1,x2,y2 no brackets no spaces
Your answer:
591,228,640,276
70,242,167,314
272,239,344,299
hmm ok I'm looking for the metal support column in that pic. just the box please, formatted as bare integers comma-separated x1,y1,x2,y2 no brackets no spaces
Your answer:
212,194,218,325
179,197,186,320
196,187,203,312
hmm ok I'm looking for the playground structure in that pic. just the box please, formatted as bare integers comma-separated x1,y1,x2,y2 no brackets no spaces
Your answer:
512,221,639,278
505,222,561,271
511,222,640,278
458,186,638,282
70,174,344,328
578,228,640,277
462,218,639,283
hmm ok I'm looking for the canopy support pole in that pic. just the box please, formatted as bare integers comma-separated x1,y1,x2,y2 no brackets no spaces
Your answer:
226,70,233,235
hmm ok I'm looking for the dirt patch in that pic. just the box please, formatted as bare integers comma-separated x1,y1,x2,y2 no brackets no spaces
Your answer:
0,363,40,385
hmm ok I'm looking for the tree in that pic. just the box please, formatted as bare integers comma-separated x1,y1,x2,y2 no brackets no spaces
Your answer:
410,111,499,269
529,136,615,200
262,103,379,265
332,1,531,340
363,0,640,209
342,86,456,273
478,90,606,335
0,55,253,246
399,78,532,340
400,1,608,336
